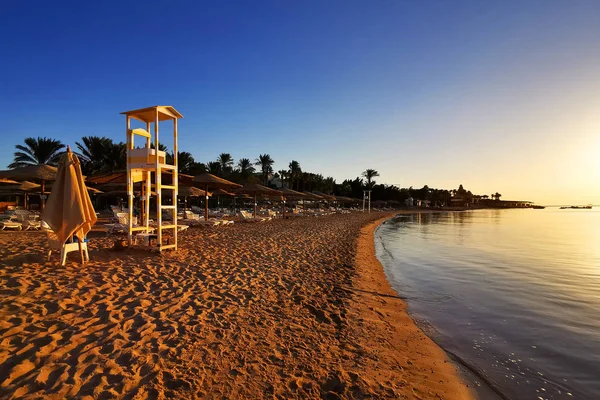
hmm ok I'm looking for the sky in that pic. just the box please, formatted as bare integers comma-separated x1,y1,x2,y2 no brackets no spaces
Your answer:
1,1,599,205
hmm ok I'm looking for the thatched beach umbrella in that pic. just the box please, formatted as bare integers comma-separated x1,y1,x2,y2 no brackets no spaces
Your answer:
0,165,58,211
177,186,210,218
279,188,307,217
0,179,34,209
0,178,20,186
335,196,354,203
233,183,283,217
313,191,336,202
299,192,323,210
43,148,97,264
193,173,242,220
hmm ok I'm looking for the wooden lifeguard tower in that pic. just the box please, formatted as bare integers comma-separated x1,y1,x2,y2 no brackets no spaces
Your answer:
121,106,182,252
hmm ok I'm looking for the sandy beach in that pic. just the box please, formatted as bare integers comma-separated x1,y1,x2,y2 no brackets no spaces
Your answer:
0,212,472,399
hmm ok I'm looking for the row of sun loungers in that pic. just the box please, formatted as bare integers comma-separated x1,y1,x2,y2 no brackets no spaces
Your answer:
0,209,41,230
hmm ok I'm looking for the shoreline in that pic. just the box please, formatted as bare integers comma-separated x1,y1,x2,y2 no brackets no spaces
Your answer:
348,213,474,399
0,211,475,398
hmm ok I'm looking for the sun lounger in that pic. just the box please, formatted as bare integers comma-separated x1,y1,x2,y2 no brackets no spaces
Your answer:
105,213,155,235
181,211,233,227
0,218,23,230
13,210,41,230
240,210,270,222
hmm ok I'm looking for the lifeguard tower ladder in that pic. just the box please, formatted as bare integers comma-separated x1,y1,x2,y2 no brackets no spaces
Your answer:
121,106,182,252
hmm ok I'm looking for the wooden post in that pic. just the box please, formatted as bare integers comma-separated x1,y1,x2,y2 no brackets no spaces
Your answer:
173,117,178,250
205,184,209,221
145,121,151,233
254,192,257,217
40,180,45,211
155,109,162,249
126,116,133,245
78,240,85,265
282,198,286,218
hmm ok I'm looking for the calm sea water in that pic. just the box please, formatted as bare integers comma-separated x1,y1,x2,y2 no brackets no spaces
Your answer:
375,209,600,400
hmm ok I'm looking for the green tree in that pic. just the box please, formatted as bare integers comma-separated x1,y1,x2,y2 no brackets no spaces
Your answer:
255,154,274,185
277,169,288,187
361,169,380,189
218,153,234,174
207,161,221,176
9,137,65,168
236,158,255,183
76,136,115,174
288,160,302,190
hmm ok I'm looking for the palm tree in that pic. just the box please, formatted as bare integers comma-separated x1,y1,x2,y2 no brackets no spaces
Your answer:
255,154,274,185
207,161,221,175
277,169,288,187
76,136,116,174
361,169,380,189
104,142,127,172
9,137,65,168
217,153,234,173
493,192,502,201
289,160,302,190
164,151,196,174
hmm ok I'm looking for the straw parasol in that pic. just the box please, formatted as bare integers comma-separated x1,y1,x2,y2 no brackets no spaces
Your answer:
0,179,39,209
233,183,283,217
193,173,242,220
0,165,58,211
86,170,194,185
42,148,97,264
0,178,20,186
178,186,209,197
313,191,336,202
279,188,307,217
177,185,210,218
301,192,324,201
335,196,355,203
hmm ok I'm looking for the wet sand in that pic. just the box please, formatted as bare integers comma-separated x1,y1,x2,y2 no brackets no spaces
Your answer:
0,212,472,399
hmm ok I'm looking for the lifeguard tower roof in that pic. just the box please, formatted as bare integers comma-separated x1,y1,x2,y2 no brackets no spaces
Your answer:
120,106,183,123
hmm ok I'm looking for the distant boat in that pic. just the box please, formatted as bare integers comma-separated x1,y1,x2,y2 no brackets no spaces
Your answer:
560,205,592,209
531,205,545,209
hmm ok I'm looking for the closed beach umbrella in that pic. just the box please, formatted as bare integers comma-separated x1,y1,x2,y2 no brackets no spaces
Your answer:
0,164,58,211
233,183,283,217
193,173,242,220
42,148,97,264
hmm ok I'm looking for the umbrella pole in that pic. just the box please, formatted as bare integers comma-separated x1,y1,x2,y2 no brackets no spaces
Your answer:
41,180,45,211
184,196,187,219
282,199,286,218
205,184,209,221
254,192,257,217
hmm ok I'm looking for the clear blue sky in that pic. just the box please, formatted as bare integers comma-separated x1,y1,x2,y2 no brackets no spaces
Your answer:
1,1,599,204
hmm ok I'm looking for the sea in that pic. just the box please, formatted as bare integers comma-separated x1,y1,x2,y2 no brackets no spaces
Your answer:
375,208,600,400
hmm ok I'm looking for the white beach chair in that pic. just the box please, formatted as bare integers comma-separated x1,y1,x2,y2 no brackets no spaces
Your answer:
43,222,89,266
104,213,154,235
240,210,269,222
